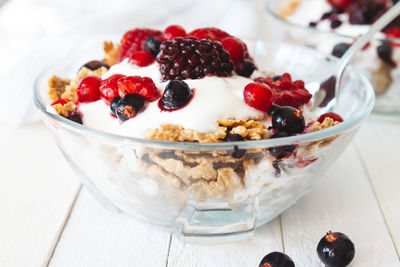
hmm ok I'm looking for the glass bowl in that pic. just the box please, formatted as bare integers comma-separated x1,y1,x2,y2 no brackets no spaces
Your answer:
33,41,374,243
267,0,400,115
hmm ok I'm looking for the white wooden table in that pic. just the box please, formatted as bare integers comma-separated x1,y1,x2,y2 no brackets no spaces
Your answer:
1,115,399,267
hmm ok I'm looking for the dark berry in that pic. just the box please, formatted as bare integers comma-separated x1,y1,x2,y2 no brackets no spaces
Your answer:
318,112,344,123
267,104,280,117
309,22,317,27
231,145,246,159
67,111,83,124
330,19,342,29
145,37,162,57
77,76,101,103
226,133,244,142
243,82,273,112
317,231,355,267
162,25,186,40
160,80,193,110
119,28,162,61
235,59,256,77
156,37,234,81
377,41,396,67
331,43,351,58
268,132,296,159
110,96,121,117
115,94,145,121
81,60,109,71
259,252,295,267
271,106,305,135
117,76,159,101
272,75,281,82
319,76,336,107
321,11,334,20
347,0,387,25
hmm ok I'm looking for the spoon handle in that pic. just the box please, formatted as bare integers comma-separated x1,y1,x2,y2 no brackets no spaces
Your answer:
335,2,400,99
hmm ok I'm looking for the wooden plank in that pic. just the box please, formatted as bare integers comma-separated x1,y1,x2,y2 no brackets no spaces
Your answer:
281,144,399,266
0,123,80,267
354,118,400,257
49,189,171,267
167,218,282,267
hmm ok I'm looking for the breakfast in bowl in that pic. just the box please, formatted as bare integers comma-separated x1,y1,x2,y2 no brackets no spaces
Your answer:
34,25,374,242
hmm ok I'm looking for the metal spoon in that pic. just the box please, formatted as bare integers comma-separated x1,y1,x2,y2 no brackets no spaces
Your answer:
334,1,400,101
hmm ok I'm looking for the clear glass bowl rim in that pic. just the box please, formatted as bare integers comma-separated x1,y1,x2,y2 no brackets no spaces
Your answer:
33,42,375,151
266,0,400,42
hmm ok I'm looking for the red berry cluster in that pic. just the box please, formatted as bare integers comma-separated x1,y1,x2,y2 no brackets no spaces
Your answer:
76,74,159,106
254,73,312,108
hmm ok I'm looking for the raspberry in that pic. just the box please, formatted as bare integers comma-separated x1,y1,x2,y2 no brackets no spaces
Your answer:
99,74,126,104
327,0,352,9
221,37,246,63
117,76,159,102
119,28,162,61
384,27,400,39
254,73,312,108
129,51,155,67
187,27,231,41
162,25,186,40
243,82,273,112
318,112,344,123
157,37,233,81
77,76,101,103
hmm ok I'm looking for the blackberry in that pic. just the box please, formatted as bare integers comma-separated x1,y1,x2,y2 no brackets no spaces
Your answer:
235,59,256,77
157,37,233,81
259,252,295,267
271,106,305,135
317,231,355,267
116,94,145,121
81,60,109,71
160,80,193,110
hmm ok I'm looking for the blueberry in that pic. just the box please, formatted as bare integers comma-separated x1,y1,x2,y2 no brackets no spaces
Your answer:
145,37,162,57
66,111,83,124
271,106,305,135
377,40,396,67
272,75,281,82
267,104,280,117
81,60,109,71
332,43,351,58
161,80,193,110
259,252,295,267
235,59,256,77
309,21,317,28
317,231,355,267
110,96,121,117
330,19,342,29
116,94,145,121
268,132,296,159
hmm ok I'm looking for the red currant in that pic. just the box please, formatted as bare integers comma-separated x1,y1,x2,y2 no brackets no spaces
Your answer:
128,51,155,67
118,76,159,102
77,76,101,103
318,112,344,123
327,0,352,9
162,25,186,40
221,37,246,63
99,74,126,104
243,82,273,112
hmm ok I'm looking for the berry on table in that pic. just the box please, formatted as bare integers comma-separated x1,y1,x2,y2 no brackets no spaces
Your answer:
99,74,126,104
317,231,355,267
160,80,193,111
115,94,145,121
157,37,233,81
270,105,305,135
117,76,159,102
81,60,109,71
110,96,121,117
259,251,295,267
129,51,155,67
318,112,344,123
77,76,101,103
235,59,256,77
221,37,246,63
162,25,186,40
243,82,273,112
119,28,162,61
332,43,351,58
145,37,162,57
